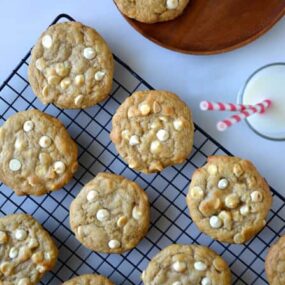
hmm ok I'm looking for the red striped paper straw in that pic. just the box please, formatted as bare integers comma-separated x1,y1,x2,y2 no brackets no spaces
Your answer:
217,99,272,132
200,100,253,112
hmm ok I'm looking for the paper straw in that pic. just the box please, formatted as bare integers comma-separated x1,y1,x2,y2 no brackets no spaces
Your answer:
217,99,272,132
200,100,265,112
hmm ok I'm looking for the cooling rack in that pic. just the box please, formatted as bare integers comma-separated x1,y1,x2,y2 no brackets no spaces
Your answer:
0,13,284,285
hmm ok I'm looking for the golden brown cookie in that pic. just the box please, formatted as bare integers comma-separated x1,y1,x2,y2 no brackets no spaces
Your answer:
62,274,115,285
265,235,285,285
70,172,150,253
0,214,58,285
141,244,232,285
186,156,272,244
114,0,190,23
0,109,78,196
110,90,194,173
29,22,114,109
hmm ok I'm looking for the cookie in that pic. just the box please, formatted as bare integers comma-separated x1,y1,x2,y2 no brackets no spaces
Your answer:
114,0,190,23
28,22,114,109
141,244,231,285
70,172,150,253
0,214,58,284
186,156,272,244
110,90,194,173
63,274,115,285
0,109,78,196
265,235,285,285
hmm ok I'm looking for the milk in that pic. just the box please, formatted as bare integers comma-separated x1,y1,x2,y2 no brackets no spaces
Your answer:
239,63,285,140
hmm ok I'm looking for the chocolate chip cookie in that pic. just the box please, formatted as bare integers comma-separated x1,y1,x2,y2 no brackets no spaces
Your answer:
265,235,285,285
0,109,78,195
114,0,190,23
63,274,115,285
29,22,114,109
70,172,150,253
0,214,58,285
110,90,194,173
141,244,231,285
187,156,272,244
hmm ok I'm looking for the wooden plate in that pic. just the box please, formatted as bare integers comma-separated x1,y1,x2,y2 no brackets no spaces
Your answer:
117,1,285,54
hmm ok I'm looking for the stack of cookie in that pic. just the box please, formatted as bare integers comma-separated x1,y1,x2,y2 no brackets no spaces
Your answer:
0,19,277,285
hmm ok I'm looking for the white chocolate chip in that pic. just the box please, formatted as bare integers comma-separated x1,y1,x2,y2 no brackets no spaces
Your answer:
139,103,151,115
53,161,66,174
23,121,34,132
201,277,212,285
173,119,183,131
250,191,263,202
225,194,240,209
218,178,229,189
117,216,128,227
9,247,18,259
18,278,31,285
153,101,161,113
234,233,245,243
0,231,8,244
55,63,70,77
28,238,38,249
96,209,110,222
74,74,84,86
36,265,46,273
190,186,204,199
15,229,27,241
74,95,84,106
208,165,218,175
39,136,52,148
194,261,207,271
172,261,186,272
209,216,223,229
60,78,71,90
87,190,97,202
121,130,130,140
132,207,142,220
15,139,25,151
108,239,120,249
9,159,21,172
150,140,162,154
35,58,46,71
172,282,182,285
156,129,169,142
129,135,140,146
42,35,53,48
167,0,179,9
83,47,96,60
240,205,250,216
42,85,49,96
47,75,61,85
94,71,105,81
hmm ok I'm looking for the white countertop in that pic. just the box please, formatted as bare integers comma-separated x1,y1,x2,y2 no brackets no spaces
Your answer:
0,1,284,194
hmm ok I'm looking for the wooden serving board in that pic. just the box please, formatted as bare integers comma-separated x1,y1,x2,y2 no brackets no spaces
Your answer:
118,0,285,54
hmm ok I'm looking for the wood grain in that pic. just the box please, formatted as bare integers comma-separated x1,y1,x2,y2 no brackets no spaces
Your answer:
117,0,285,54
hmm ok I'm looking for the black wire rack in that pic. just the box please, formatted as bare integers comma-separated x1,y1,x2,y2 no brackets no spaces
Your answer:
0,14,284,285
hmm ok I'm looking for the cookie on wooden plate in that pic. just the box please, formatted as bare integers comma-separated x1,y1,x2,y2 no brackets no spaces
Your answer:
110,90,194,173
0,109,78,195
186,156,272,243
0,214,58,284
265,235,285,285
70,172,150,253
29,22,114,109
63,274,114,285
141,244,232,285
114,0,190,23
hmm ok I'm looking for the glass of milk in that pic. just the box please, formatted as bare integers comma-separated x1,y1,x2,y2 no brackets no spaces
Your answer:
238,63,285,141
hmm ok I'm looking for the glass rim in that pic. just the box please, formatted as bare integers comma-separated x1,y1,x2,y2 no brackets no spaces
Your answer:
237,62,285,141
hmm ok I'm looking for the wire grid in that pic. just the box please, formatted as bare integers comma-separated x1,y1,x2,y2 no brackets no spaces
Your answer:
0,13,284,285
